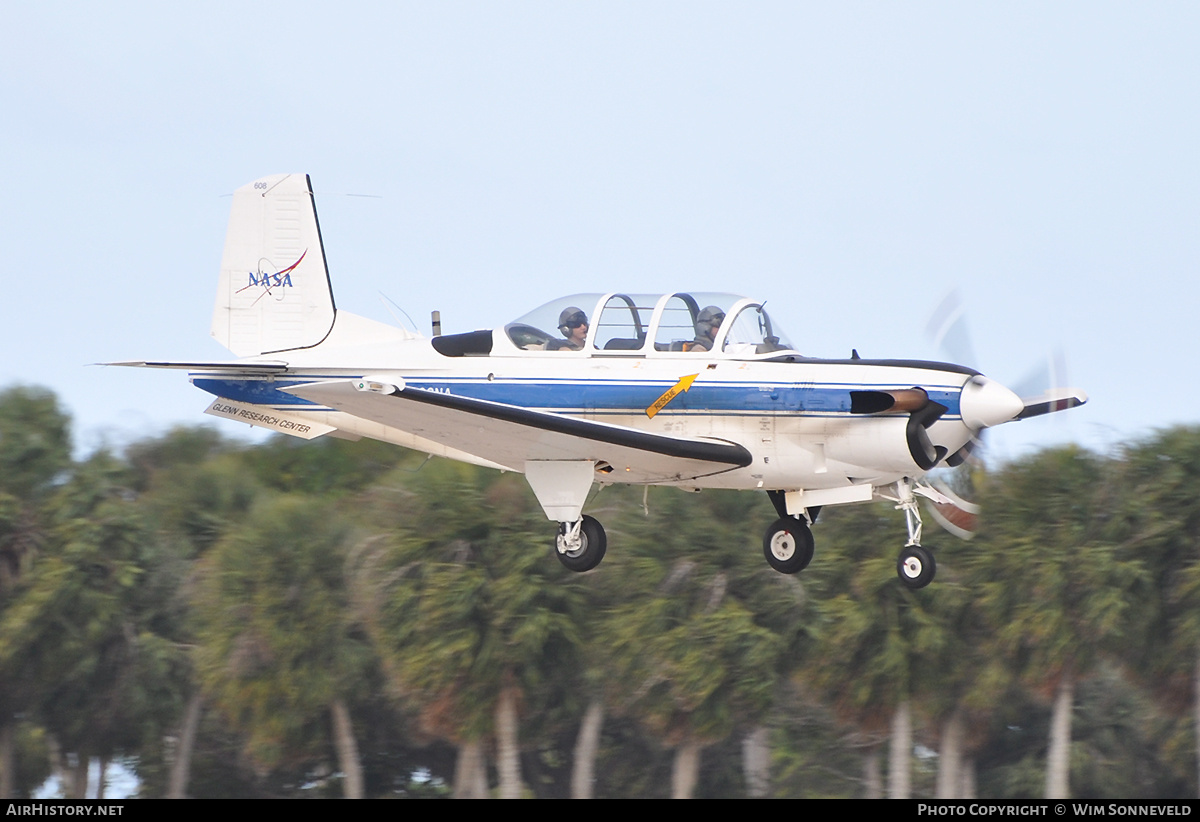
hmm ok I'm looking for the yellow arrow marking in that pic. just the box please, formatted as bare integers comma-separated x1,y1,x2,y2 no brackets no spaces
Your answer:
646,374,699,419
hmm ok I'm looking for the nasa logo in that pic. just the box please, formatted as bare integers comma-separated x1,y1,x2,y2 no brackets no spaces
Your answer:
248,270,293,288
238,250,307,294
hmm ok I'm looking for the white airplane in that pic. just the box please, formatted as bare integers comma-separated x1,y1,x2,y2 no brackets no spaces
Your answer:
118,174,1086,589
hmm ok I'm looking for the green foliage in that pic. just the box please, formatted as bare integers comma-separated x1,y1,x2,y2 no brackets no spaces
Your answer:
194,493,371,772
767,692,872,798
355,462,588,746
0,385,71,598
242,434,411,496
0,450,185,767
597,485,801,755
969,446,1143,687
8,384,1200,798
125,426,230,490
0,386,71,500
1117,428,1200,693
1069,664,1191,798
4,722,52,799
972,663,1190,799
0,490,40,591
802,502,949,731
604,556,784,745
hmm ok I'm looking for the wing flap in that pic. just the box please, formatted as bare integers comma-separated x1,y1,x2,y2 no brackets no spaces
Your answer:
283,380,752,483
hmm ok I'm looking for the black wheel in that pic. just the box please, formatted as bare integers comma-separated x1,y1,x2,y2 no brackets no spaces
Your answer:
555,515,607,572
762,517,815,574
897,545,936,589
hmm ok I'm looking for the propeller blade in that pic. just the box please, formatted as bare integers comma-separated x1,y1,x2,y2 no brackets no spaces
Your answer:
926,288,978,368
1011,346,1068,402
1015,387,1089,420
945,437,980,468
925,477,981,540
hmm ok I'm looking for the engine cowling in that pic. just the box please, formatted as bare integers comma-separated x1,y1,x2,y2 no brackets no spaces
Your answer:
849,387,947,471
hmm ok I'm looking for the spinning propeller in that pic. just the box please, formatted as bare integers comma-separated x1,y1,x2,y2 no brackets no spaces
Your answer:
922,289,1087,537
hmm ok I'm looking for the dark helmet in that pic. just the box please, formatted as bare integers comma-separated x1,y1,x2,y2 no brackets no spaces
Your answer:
696,305,726,337
558,306,588,336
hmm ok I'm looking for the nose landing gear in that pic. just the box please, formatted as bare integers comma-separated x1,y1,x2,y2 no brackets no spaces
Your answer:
889,477,937,589
897,544,936,589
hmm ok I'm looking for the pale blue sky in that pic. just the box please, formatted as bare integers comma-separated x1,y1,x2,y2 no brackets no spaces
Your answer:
3,2,1197,462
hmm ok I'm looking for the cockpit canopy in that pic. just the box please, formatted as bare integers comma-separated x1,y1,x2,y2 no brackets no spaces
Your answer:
503,292,795,357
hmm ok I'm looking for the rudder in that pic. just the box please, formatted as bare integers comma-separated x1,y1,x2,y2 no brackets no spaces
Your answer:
211,174,337,356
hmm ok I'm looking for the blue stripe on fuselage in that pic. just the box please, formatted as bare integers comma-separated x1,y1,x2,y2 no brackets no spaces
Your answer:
191,376,965,418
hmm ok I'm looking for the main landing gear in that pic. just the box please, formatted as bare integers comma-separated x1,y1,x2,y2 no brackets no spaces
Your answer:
762,517,814,574
761,490,818,576
555,515,607,572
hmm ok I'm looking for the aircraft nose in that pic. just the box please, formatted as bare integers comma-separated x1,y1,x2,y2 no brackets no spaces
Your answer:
959,376,1024,430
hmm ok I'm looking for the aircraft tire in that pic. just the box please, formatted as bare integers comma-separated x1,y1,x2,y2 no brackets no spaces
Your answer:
897,545,936,589
762,517,814,574
556,515,607,572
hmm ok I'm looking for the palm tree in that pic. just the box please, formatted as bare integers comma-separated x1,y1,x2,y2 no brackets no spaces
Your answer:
193,493,371,797
803,501,951,799
1114,426,1200,796
352,462,591,798
0,387,70,797
0,451,181,798
600,486,794,798
968,446,1142,799
127,428,259,797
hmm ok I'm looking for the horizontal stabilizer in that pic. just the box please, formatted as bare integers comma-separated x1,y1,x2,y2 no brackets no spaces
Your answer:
104,360,289,373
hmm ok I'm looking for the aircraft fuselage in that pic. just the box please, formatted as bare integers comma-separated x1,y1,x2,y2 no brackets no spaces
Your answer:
191,329,986,505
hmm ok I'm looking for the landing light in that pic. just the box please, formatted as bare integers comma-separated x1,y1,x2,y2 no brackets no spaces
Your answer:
355,376,404,395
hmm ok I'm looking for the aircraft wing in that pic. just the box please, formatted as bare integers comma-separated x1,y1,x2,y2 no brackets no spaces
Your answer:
283,379,753,483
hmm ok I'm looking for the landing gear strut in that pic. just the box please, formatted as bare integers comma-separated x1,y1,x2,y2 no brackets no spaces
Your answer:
762,517,815,574
555,515,607,572
891,478,936,589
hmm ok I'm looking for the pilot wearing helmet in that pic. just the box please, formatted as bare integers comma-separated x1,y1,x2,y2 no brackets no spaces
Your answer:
686,305,725,352
554,306,589,350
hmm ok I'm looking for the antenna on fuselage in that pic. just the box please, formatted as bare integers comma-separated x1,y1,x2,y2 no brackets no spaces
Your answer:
378,292,419,334
431,310,442,337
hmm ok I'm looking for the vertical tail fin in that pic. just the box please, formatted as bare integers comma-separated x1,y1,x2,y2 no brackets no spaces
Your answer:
211,174,337,356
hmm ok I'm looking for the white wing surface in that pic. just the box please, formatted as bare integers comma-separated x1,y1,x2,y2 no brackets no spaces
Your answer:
284,380,752,483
